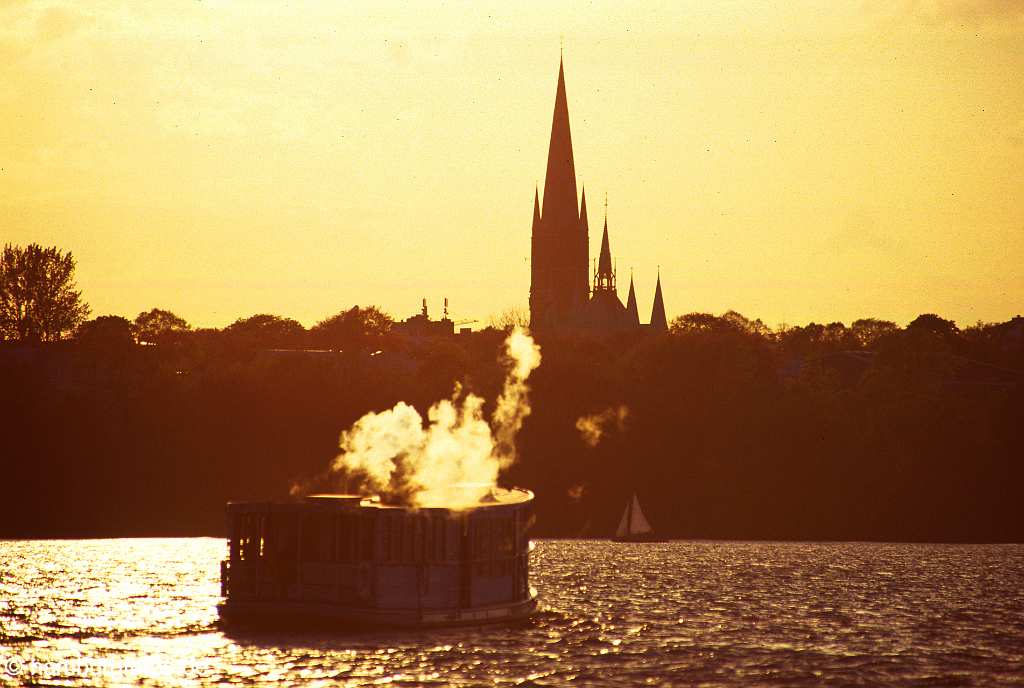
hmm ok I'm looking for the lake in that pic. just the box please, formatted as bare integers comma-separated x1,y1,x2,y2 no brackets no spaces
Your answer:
1,539,1022,686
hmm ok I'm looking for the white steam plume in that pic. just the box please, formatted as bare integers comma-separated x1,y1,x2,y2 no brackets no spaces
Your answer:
492,328,542,466
575,405,629,447
330,328,541,508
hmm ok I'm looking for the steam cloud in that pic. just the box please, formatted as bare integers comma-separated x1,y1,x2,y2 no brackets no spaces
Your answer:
330,328,541,508
575,405,629,447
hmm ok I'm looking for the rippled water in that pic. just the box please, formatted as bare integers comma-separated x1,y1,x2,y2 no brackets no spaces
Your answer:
2,539,1023,686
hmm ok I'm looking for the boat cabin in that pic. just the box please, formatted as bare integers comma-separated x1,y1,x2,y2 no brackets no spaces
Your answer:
220,487,536,627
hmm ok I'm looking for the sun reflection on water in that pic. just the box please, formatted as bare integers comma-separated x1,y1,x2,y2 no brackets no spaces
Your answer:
1,539,1023,686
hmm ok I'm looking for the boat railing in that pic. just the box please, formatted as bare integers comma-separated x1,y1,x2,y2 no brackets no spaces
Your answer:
220,559,230,597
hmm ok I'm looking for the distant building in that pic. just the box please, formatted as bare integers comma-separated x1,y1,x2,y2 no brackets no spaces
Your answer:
529,57,668,333
394,298,475,338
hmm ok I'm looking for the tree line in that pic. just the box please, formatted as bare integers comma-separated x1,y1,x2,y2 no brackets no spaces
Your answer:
2,243,1021,541
1,242,394,351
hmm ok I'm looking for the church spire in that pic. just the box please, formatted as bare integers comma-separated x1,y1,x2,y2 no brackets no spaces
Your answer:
592,197,615,294
532,184,541,228
579,185,589,231
626,273,640,326
650,270,667,331
598,194,612,274
541,56,578,231
597,217,612,274
529,54,602,330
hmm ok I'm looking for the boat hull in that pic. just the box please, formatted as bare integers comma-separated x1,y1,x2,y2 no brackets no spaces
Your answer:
612,532,668,543
218,593,538,630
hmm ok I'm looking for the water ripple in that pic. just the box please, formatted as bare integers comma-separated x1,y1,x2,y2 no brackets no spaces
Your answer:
1,539,1023,686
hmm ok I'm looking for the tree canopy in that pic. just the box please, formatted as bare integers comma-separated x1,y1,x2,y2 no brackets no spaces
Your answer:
488,307,530,332
309,306,392,352
76,315,135,349
224,314,306,349
134,308,190,346
0,243,90,342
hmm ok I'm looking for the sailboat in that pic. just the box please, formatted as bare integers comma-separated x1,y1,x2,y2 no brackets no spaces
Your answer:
613,493,667,542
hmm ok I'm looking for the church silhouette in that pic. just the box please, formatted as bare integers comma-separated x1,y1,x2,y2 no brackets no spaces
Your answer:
529,56,667,333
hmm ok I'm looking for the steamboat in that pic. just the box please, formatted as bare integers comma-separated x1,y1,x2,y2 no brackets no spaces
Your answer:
218,486,537,628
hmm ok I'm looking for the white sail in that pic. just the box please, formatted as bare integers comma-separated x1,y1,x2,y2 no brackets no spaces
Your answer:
628,494,653,535
616,493,654,537
615,498,631,538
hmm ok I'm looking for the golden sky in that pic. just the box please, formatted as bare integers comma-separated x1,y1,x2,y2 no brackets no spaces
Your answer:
2,1,1022,329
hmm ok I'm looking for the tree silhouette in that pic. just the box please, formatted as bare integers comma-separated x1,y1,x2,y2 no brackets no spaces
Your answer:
488,306,530,332
224,314,306,349
0,243,90,342
76,315,135,349
908,313,959,338
309,306,392,352
670,312,736,334
779,321,857,355
721,310,771,337
851,318,898,348
134,308,190,346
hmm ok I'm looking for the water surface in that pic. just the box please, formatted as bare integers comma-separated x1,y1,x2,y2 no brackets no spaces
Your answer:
2,539,1022,686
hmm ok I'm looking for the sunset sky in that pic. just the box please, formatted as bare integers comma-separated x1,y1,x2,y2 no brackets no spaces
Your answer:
3,1,1022,329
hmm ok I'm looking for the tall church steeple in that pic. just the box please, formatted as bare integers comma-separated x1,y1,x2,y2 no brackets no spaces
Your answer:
527,54,673,334
529,55,589,330
541,57,578,228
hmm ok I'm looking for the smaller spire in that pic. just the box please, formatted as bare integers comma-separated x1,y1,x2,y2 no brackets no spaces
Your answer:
650,273,667,332
592,199,615,294
532,185,541,228
598,192,611,274
597,218,612,274
626,274,640,326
